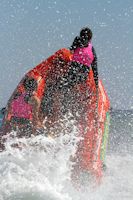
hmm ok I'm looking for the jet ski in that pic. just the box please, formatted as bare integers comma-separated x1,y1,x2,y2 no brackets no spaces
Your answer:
0,48,110,181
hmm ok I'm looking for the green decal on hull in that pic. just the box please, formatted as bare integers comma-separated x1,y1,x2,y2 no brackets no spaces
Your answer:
100,112,110,162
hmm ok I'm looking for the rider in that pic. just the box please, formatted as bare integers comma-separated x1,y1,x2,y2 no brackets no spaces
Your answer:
60,27,98,90
4,76,42,137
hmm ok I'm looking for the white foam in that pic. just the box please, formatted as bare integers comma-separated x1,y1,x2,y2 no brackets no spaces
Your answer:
0,114,133,200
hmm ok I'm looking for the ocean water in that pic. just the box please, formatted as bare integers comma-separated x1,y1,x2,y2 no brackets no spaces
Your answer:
0,109,133,200
0,113,3,127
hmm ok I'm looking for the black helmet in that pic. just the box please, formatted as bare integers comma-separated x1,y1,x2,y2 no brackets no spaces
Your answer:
80,27,92,41
23,77,37,91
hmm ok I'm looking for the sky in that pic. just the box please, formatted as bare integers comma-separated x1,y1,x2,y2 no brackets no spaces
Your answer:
0,0,133,110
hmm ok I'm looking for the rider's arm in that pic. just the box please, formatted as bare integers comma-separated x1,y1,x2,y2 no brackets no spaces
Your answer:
29,96,42,128
91,46,98,89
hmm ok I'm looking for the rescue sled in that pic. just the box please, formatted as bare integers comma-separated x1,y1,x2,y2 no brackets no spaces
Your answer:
0,48,110,181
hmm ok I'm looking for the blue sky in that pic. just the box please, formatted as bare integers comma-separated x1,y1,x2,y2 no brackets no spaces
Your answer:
0,0,133,109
